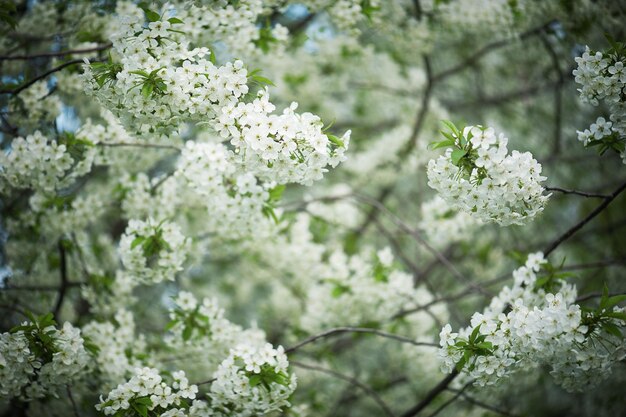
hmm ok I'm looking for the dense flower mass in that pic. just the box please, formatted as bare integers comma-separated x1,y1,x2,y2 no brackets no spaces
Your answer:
2,1,626,416
574,45,626,161
210,343,296,417
439,253,626,392
0,315,91,400
95,367,198,416
119,218,188,284
427,124,549,226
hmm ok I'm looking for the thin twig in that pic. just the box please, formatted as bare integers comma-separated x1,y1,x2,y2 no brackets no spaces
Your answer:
98,142,182,151
543,181,626,256
53,240,69,319
0,43,112,60
432,21,554,83
66,385,80,417
545,186,610,199
448,387,521,417
285,327,438,354
425,382,473,417
291,360,396,417
0,58,101,96
400,370,460,417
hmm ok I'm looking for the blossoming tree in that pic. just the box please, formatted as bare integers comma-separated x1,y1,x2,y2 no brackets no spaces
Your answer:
1,1,625,416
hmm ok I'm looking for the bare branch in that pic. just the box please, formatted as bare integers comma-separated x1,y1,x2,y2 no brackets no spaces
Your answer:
545,186,611,199
0,43,112,60
543,181,626,256
291,360,396,417
400,370,460,417
285,327,438,354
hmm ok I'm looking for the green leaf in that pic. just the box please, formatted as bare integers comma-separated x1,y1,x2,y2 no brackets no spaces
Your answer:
250,74,275,86
430,138,455,150
269,184,286,202
249,374,262,387
605,312,626,322
182,325,193,341
131,236,145,250
141,82,154,98
441,120,460,136
168,17,184,24
327,134,344,147
165,319,178,331
144,9,161,23
603,322,623,339
605,294,626,310
451,148,467,165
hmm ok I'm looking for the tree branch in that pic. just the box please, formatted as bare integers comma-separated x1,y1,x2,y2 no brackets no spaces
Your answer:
291,360,396,417
543,181,626,256
400,370,460,417
0,43,112,60
285,327,438,354
545,186,611,199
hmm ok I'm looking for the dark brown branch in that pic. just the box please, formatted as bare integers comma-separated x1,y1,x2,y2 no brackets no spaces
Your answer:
0,43,112,60
448,387,521,417
400,370,460,417
543,181,626,256
432,21,554,83
291,360,396,417
0,58,98,96
285,327,438,354
425,382,473,417
66,385,80,417
545,186,611,199
98,142,182,151
53,240,69,319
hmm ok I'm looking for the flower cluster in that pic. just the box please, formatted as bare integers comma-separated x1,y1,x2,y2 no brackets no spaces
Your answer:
95,367,198,416
119,218,188,284
214,89,351,186
573,46,626,161
301,247,426,332
210,343,296,416
176,141,277,239
427,123,549,226
82,9,249,137
0,131,95,195
439,253,626,391
8,80,61,129
418,196,480,248
174,0,288,57
82,309,147,386
0,314,92,400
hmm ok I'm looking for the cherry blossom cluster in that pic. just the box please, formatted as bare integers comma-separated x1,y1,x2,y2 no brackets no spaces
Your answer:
573,46,626,161
173,0,288,57
210,343,296,416
176,140,277,239
436,0,519,34
82,309,147,387
82,9,249,137
418,196,480,248
0,317,91,400
95,367,198,416
0,131,95,195
439,253,626,392
165,291,250,359
301,247,427,331
8,80,61,129
119,218,189,284
427,124,549,226
213,89,351,186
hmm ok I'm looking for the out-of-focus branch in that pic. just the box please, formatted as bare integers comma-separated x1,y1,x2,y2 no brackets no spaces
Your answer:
285,326,438,354
544,181,626,256
291,360,396,417
0,43,112,60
